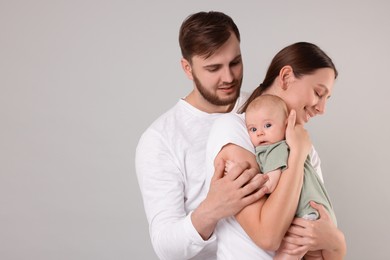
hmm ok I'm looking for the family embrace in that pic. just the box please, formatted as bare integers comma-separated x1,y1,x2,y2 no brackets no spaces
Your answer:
136,11,346,260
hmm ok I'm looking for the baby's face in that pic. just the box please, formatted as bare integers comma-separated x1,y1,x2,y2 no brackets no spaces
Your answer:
246,106,287,147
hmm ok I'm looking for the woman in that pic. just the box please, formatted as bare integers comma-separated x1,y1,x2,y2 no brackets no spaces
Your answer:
205,42,346,259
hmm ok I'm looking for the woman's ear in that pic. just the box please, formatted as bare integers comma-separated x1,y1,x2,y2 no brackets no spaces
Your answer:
181,58,193,80
279,65,295,90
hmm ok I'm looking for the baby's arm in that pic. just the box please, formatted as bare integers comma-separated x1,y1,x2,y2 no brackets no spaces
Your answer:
264,169,281,193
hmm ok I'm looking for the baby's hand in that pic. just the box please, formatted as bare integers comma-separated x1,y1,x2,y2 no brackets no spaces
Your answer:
285,109,311,157
224,160,237,174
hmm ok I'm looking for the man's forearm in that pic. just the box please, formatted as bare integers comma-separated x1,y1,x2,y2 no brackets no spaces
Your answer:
191,200,219,240
151,213,215,260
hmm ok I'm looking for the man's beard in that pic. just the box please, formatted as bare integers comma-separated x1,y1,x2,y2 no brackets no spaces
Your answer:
193,73,242,106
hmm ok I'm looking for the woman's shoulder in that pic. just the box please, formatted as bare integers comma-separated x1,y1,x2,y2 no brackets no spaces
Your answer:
214,112,245,126
210,113,248,138
208,112,254,155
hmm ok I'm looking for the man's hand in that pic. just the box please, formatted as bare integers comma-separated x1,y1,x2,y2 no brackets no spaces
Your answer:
192,159,268,240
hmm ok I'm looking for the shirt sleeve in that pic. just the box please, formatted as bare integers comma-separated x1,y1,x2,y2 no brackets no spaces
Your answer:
309,145,324,182
136,129,215,260
205,113,254,188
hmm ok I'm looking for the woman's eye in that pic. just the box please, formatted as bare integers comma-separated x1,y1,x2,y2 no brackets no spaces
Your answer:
264,123,272,129
315,90,323,98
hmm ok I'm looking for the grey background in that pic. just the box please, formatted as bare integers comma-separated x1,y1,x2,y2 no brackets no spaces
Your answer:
1,1,389,259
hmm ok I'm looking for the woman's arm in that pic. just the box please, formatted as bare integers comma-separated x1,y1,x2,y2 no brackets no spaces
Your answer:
234,146,308,251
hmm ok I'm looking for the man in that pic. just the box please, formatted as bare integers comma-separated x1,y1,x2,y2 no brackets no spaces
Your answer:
136,11,268,260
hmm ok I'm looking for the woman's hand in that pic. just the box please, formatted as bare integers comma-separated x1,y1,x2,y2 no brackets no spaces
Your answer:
280,201,346,259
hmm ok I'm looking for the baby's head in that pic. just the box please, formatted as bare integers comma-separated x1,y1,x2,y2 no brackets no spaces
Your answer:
245,94,289,147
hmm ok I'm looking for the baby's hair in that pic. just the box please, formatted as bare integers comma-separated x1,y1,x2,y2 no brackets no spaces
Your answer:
246,94,289,119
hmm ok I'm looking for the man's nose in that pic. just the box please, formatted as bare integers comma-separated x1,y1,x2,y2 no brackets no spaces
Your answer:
221,67,234,83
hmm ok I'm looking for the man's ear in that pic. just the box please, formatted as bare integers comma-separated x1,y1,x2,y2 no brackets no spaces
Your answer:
181,58,193,80
278,65,295,90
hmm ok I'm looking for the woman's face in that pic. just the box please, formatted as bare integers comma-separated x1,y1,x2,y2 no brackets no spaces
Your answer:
282,68,335,125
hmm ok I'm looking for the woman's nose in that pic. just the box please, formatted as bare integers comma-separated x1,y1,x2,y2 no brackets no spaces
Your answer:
315,98,326,115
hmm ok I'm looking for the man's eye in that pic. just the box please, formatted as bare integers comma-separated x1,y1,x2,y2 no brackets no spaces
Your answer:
230,60,241,67
206,66,220,72
264,123,272,129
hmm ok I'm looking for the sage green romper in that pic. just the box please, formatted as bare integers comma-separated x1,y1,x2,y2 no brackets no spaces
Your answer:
255,140,337,225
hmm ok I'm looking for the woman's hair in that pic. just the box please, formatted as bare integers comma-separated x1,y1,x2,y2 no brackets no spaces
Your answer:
178,11,240,62
239,42,337,113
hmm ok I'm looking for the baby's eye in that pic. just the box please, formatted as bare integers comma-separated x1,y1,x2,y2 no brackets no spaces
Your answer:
264,123,272,129
249,127,257,133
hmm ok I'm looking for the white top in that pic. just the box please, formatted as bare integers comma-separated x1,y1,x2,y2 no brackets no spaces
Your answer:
205,113,323,259
135,93,249,260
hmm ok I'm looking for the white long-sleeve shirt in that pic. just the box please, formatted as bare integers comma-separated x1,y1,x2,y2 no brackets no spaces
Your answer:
135,94,249,260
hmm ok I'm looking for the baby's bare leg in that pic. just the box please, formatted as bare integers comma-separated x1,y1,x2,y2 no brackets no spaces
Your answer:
224,160,237,174
274,236,305,260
